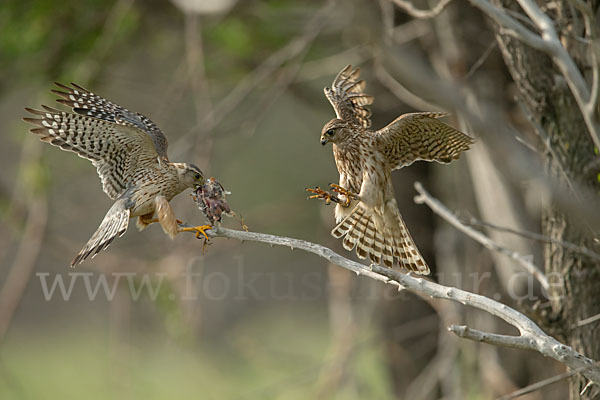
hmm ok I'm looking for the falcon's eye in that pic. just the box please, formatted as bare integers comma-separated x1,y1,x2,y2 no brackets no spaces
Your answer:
194,173,201,180
326,129,335,136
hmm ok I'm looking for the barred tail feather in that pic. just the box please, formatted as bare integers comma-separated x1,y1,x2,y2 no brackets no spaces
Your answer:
391,216,429,274
331,205,430,275
71,199,130,266
332,205,364,239
382,235,394,269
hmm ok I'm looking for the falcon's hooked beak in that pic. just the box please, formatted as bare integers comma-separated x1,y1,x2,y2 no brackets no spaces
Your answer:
320,138,328,146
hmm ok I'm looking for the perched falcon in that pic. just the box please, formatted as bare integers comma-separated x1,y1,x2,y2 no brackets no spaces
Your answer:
308,65,474,274
24,83,211,266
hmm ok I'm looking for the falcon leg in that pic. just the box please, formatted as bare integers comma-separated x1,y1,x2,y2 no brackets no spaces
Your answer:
137,214,157,231
142,218,184,225
137,214,184,231
178,225,213,241
329,183,359,207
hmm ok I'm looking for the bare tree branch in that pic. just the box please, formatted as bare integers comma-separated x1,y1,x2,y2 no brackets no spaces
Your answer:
374,62,442,111
464,40,497,80
449,325,531,349
497,361,600,400
412,182,550,290
567,0,599,117
468,0,549,50
391,0,454,19
515,96,577,191
462,216,600,262
377,47,600,230
576,312,600,328
468,0,600,152
176,225,600,385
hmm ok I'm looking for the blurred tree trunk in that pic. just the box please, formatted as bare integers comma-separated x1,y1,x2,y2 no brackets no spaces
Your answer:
493,1,600,398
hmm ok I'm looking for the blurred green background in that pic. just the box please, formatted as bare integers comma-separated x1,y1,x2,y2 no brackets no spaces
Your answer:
0,0,567,399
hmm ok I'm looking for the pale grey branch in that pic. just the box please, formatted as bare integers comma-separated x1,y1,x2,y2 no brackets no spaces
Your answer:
391,0,453,19
496,361,600,400
374,63,441,111
469,0,600,153
176,223,600,384
412,181,550,290
461,216,600,262
576,312,600,328
467,0,548,51
449,325,530,349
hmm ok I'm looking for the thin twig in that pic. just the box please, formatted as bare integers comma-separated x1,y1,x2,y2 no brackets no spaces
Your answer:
412,182,550,290
174,0,336,147
464,40,497,80
515,96,576,192
392,19,431,44
374,63,442,111
462,216,600,262
177,225,600,384
238,45,312,138
496,362,600,400
575,312,600,328
391,0,454,19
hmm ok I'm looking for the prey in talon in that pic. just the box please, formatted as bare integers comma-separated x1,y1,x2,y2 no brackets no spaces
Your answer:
189,177,248,247
195,177,232,224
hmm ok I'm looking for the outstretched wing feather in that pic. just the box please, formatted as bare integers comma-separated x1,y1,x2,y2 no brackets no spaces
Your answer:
324,65,374,129
24,107,159,200
51,82,169,159
376,112,474,169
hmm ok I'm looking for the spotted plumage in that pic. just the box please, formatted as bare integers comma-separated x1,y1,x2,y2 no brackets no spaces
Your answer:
318,65,474,274
24,83,205,266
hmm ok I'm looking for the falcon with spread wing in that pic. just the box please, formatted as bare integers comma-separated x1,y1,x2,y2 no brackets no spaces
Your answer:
308,65,474,274
24,83,211,266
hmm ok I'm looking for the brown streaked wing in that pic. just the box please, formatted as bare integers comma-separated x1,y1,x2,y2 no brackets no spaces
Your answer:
376,112,474,169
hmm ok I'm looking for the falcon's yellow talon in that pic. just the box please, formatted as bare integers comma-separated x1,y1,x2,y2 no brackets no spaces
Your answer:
180,224,213,241
306,187,334,204
329,183,357,207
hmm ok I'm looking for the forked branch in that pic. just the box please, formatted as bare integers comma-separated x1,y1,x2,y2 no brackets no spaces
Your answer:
180,224,600,385
467,0,600,150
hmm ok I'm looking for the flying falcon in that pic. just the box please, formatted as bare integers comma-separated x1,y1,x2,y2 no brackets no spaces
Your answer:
24,83,211,266
307,65,474,274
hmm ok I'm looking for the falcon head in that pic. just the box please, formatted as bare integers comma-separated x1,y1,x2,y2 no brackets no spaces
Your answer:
320,118,351,146
174,163,205,189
